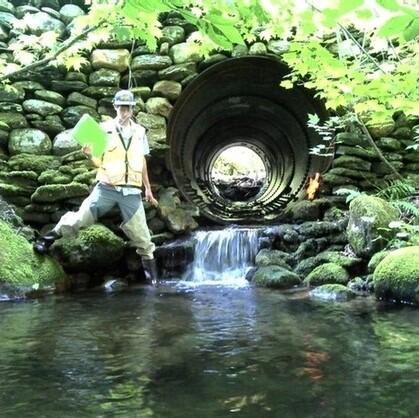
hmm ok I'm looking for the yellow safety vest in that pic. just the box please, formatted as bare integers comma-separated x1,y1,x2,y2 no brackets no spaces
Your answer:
95,120,146,188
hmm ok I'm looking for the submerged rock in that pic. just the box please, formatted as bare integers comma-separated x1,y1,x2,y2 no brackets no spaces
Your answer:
310,284,356,301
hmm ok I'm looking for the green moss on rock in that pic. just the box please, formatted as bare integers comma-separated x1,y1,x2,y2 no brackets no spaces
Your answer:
38,169,72,185
304,262,350,286
51,224,125,273
310,284,356,301
0,220,66,289
255,248,293,269
373,246,419,305
252,265,301,289
31,182,89,203
7,153,61,174
347,195,399,258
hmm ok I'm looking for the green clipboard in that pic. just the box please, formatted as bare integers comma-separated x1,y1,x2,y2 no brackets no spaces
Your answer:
72,114,108,158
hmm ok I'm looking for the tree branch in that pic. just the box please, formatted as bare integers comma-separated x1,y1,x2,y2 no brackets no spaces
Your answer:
0,22,104,83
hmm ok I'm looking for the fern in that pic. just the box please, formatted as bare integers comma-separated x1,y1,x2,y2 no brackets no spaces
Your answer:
375,179,416,201
392,200,419,222
334,187,362,203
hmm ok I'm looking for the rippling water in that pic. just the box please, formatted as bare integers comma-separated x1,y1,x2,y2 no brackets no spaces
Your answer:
1,284,419,418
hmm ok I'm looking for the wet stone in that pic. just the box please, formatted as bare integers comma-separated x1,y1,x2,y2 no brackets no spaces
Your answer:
160,25,185,46
158,62,197,81
249,42,267,55
151,80,182,101
0,112,28,129
0,85,25,103
50,80,88,93
31,116,65,137
52,129,79,156
33,90,65,106
61,106,100,128
0,103,23,113
136,112,166,130
90,49,130,73
65,72,87,82
67,92,97,109
59,4,84,24
131,54,172,71
8,128,51,155
22,99,63,117
169,42,202,64
27,12,65,37
121,70,158,88
88,68,120,87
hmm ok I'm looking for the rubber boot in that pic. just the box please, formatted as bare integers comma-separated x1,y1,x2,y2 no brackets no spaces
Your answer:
33,230,61,255
141,258,158,286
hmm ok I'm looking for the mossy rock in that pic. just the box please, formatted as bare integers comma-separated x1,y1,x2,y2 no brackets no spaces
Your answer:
367,250,390,274
51,224,125,273
304,262,350,286
0,220,67,296
38,169,72,185
31,182,89,203
255,248,293,269
252,265,301,289
310,284,356,301
373,246,419,305
347,195,398,258
7,153,61,174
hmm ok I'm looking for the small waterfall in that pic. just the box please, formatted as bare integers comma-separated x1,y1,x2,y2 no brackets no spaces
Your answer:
182,227,260,286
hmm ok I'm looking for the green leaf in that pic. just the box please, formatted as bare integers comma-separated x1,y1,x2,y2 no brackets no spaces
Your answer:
356,8,373,20
403,18,419,41
377,14,415,38
213,23,243,45
308,113,320,124
376,0,401,11
114,26,133,41
280,80,293,89
206,25,232,49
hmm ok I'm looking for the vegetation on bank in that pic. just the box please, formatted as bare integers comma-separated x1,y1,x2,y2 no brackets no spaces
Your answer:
0,219,66,289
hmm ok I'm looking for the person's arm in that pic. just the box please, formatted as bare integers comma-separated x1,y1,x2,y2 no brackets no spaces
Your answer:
82,145,101,167
142,156,158,207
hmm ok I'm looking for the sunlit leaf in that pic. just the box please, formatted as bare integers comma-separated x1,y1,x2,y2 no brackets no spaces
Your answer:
377,14,414,38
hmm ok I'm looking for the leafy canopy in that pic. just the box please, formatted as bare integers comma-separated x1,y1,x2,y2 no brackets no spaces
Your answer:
0,0,418,126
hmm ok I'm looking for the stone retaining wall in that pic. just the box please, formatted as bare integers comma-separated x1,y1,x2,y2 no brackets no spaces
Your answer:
0,0,418,243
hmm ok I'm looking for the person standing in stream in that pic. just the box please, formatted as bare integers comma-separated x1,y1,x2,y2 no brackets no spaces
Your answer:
33,90,159,284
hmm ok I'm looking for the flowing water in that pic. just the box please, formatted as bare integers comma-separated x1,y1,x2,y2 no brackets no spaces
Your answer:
181,227,260,286
1,228,419,418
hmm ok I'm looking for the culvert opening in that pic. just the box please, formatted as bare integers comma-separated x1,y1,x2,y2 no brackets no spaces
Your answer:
167,56,332,224
211,145,267,202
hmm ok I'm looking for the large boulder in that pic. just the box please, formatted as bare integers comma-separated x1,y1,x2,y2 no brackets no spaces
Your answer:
251,265,301,289
51,224,125,273
304,263,350,286
90,49,130,72
8,129,52,155
347,195,398,258
373,246,419,305
0,220,67,299
28,12,66,37
310,284,356,301
52,129,80,156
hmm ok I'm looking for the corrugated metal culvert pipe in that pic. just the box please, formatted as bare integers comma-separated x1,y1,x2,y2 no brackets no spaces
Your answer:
168,56,332,224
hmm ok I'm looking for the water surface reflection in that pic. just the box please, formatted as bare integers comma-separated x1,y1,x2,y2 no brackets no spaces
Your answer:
0,285,418,417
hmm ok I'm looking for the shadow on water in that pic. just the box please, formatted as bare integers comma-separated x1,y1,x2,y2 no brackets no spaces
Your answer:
1,284,419,418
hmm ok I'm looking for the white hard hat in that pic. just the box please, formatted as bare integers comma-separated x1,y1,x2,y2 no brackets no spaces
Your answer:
112,90,136,106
